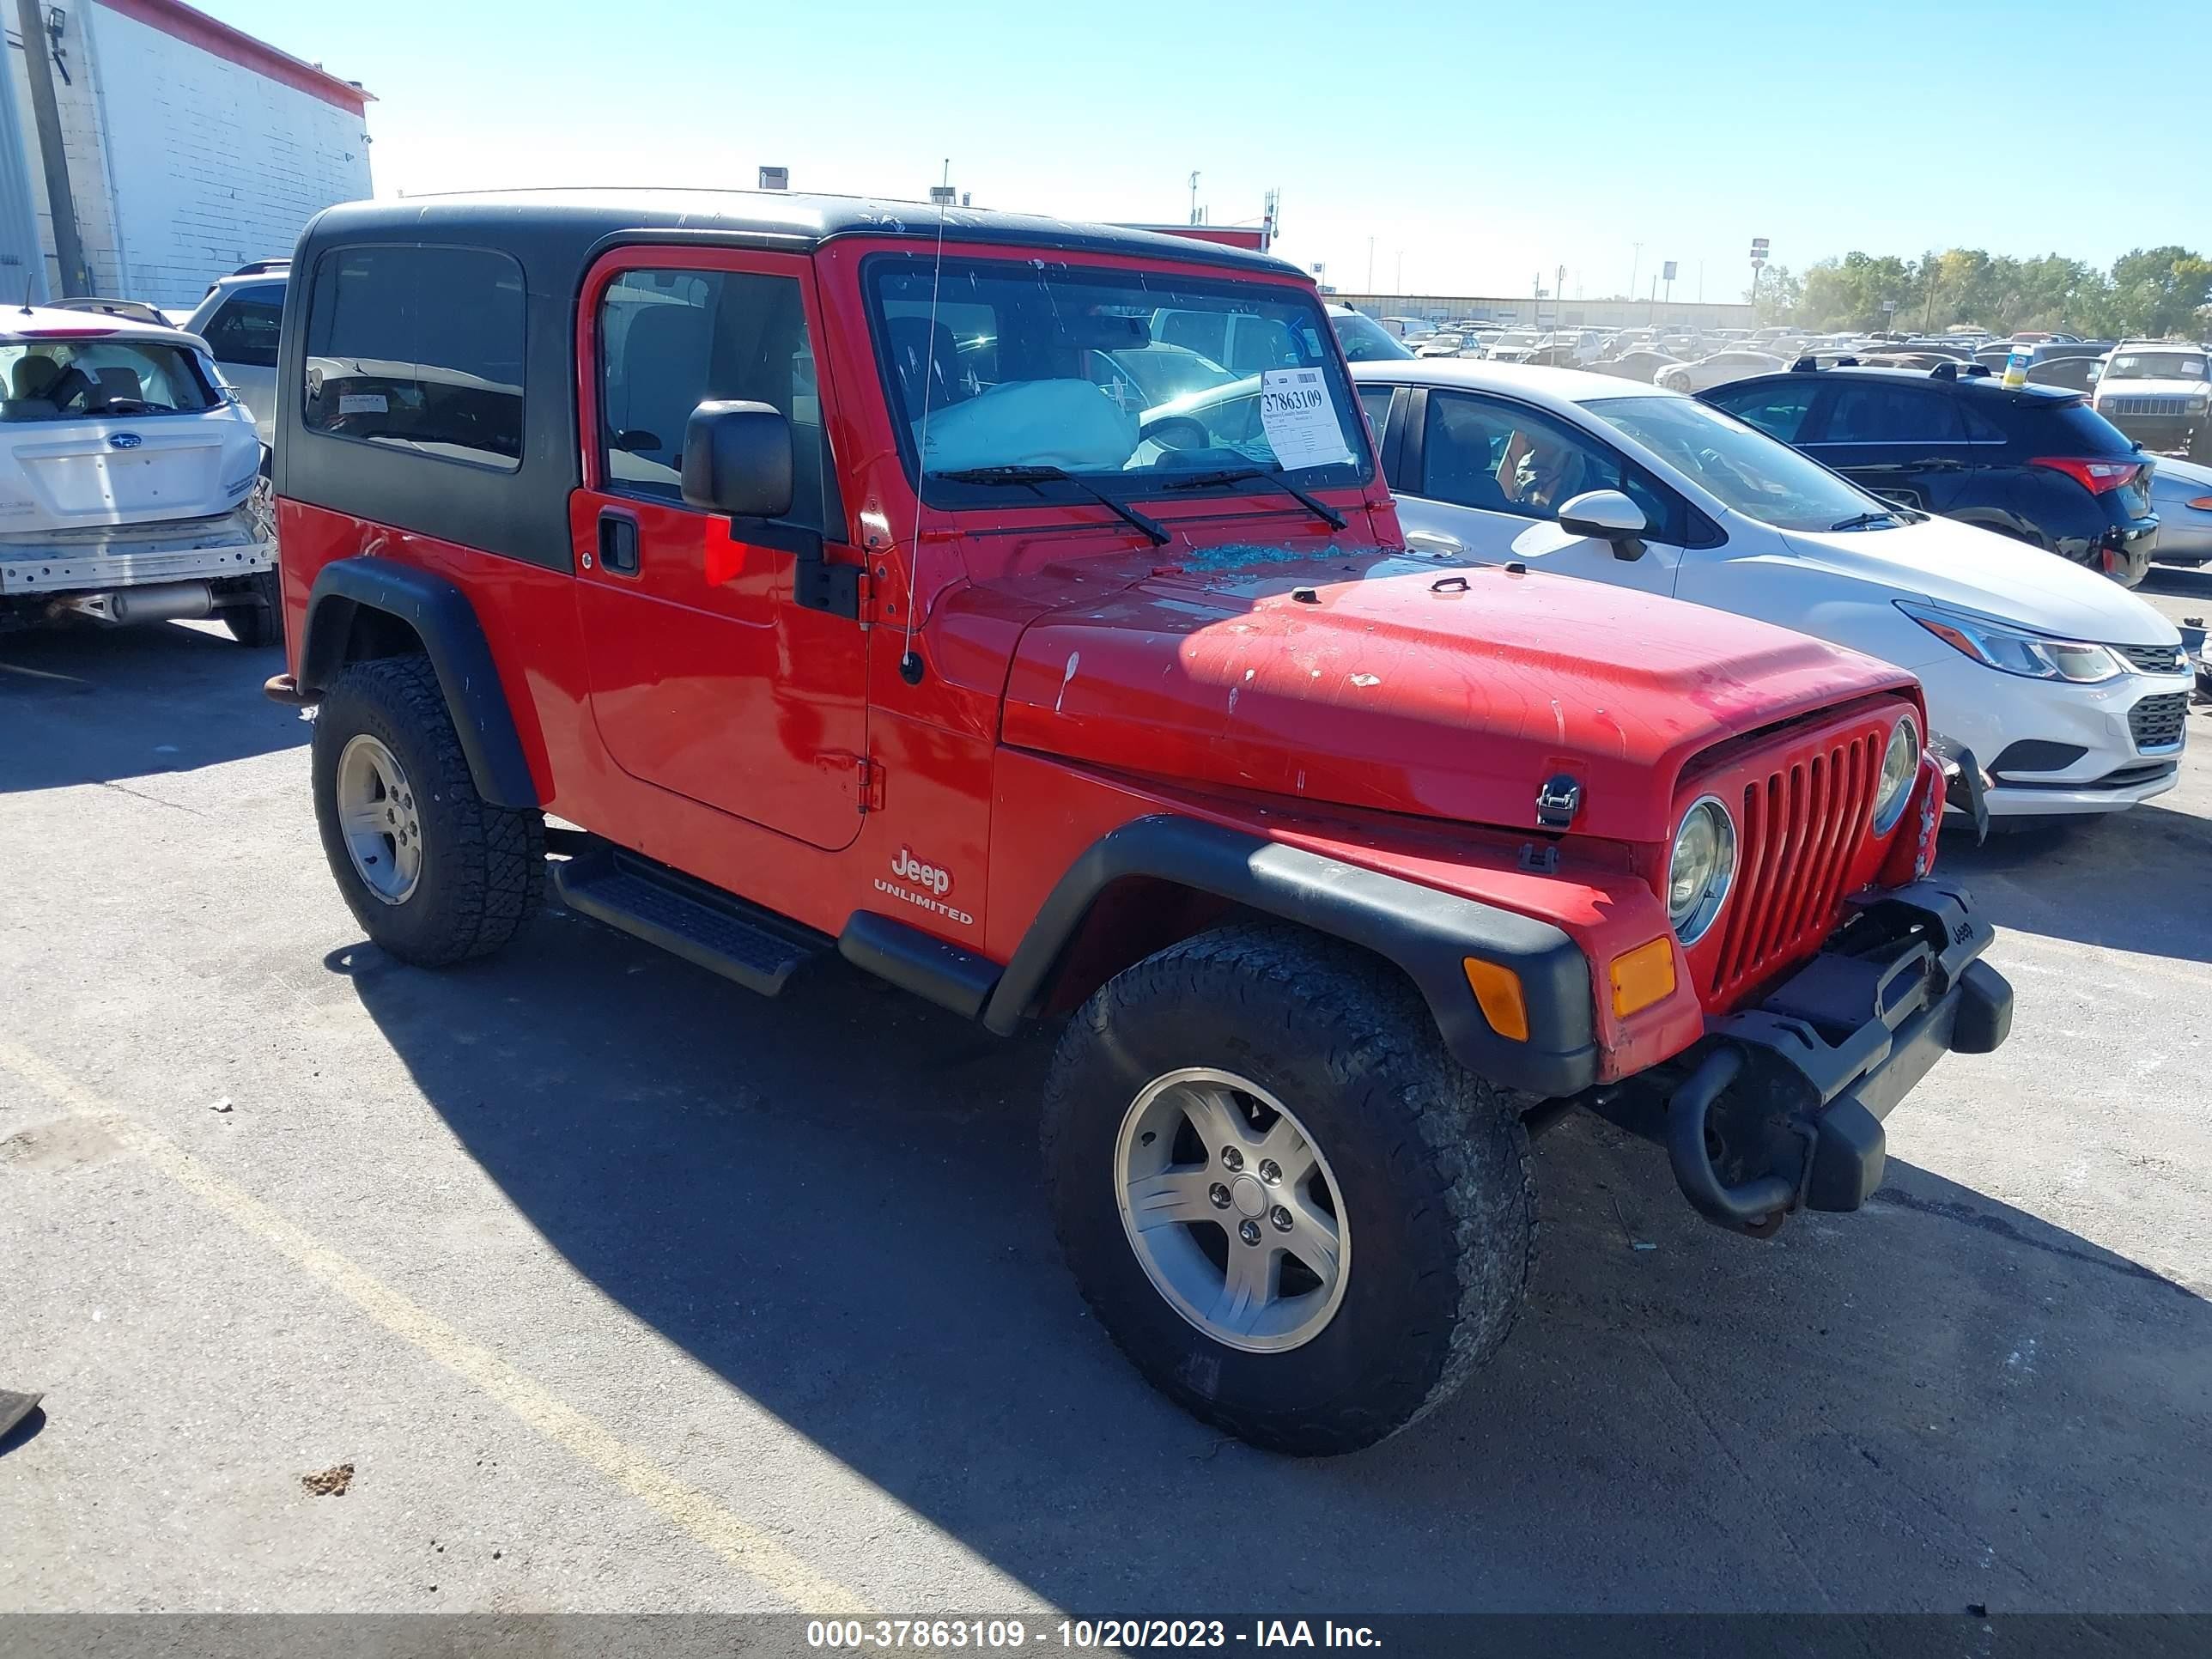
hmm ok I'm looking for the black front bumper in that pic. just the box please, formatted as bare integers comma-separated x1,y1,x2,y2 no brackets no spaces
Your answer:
1595,882,2012,1235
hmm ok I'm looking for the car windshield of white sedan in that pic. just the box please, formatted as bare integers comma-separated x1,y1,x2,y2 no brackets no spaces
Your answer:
2104,352,2207,382
868,256,1370,489
1583,395,1894,532
0,339,217,421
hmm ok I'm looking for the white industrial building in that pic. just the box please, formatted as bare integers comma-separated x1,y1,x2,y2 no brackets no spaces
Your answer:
0,0,370,308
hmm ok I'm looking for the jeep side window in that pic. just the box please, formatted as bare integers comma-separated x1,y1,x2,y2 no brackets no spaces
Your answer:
599,269,837,533
301,245,525,471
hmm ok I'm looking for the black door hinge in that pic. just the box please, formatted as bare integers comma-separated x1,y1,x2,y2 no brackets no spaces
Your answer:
796,555,865,622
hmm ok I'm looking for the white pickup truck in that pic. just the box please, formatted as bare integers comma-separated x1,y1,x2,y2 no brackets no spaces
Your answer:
0,306,276,645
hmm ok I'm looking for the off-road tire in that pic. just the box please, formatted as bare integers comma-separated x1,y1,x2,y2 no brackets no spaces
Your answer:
312,654,544,965
1042,924,1536,1456
222,567,282,647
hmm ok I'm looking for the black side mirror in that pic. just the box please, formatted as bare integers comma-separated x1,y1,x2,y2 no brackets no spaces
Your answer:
681,400,793,520
1557,489,1650,561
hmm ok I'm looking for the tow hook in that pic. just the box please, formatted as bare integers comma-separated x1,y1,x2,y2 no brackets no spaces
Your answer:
1666,1045,1800,1236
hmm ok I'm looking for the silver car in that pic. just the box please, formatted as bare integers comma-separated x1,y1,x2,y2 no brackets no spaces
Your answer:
180,263,289,446
2149,453,2212,566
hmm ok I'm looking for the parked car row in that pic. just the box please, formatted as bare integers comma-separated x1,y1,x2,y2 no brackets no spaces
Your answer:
1354,359,2187,826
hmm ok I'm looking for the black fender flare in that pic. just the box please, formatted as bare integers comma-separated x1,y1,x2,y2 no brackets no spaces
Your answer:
981,815,1599,1098
300,556,540,810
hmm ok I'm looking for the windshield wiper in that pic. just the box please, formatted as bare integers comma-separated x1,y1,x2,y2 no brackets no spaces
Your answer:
931,465,1169,546
1829,508,1912,531
1157,465,1348,532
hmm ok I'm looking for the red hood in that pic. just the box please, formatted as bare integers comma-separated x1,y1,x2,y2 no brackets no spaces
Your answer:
999,549,1917,843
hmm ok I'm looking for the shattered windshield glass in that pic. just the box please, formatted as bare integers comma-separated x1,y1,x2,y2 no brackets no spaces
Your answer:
866,255,1372,495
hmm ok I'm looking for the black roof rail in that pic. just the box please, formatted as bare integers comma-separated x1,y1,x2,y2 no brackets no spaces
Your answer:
1791,355,1819,371
229,258,290,276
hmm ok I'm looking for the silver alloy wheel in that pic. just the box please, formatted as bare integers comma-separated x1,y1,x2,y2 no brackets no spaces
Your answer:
334,732,423,904
1114,1066,1351,1353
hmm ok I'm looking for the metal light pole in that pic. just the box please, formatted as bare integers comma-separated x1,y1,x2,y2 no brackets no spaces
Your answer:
1629,242,1643,303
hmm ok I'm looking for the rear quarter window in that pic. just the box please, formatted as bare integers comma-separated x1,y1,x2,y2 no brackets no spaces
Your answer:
2023,398,2138,458
200,284,284,371
301,245,526,471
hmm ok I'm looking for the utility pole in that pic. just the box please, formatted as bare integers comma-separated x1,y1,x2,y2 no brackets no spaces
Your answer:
1188,170,1200,226
17,0,87,297
1366,236,1375,293
1629,242,1643,303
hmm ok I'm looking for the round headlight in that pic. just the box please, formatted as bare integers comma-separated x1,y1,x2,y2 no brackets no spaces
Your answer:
1873,714,1921,835
1668,797,1737,945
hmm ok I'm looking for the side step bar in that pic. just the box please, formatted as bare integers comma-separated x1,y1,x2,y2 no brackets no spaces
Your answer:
552,845,830,996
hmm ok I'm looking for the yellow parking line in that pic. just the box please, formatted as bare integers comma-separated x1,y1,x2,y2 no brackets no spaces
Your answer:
0,1039,871,1616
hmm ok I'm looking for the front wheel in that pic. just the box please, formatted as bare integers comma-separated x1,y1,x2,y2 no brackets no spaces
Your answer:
1042,926,1536,1455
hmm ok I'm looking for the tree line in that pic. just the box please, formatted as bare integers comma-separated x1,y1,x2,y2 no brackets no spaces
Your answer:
1748,246,2211,339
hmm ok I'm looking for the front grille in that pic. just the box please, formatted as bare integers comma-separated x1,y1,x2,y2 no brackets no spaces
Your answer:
2130,691,2189,751
2101,394,2195,416
2116,641,2189,676
1710,728,1881,1004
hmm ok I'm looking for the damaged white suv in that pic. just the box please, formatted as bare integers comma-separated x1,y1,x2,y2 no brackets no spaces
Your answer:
0,306,276,645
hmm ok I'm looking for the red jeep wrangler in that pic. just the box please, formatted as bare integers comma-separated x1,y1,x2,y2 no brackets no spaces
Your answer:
267,192,2011,1455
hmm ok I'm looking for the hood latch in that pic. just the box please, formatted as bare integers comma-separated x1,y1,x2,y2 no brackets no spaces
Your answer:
1534,774,1583,830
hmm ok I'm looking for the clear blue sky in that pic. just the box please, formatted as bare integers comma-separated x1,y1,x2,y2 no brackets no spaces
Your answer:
201,0,2209,301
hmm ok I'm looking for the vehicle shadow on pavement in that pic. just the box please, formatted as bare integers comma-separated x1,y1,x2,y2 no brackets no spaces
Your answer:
334,908,2211,1613
0,622,303,794
1938,805,2212,966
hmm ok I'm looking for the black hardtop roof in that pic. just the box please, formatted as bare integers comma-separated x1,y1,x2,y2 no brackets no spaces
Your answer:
297,188,1301,282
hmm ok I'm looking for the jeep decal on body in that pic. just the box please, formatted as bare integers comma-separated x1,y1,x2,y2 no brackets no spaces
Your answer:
878,847,973,927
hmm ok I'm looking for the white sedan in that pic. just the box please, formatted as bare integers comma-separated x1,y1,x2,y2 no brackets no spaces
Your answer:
1652,349,1788,392
1352,360,2191,821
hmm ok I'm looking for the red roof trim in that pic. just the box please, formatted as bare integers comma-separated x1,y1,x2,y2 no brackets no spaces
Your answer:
93,0,372,114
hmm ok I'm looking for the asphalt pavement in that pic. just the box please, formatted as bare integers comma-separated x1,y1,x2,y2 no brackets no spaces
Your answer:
2,611,2207,1615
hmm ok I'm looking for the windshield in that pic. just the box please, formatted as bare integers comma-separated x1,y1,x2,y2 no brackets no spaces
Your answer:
1330,310,1413,362
869,256,1370,493
0,338,217,421
2104,351,2208,382
1583,394,1891,532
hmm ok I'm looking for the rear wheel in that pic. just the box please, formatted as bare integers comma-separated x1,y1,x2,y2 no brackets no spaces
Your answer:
312,654,544,965
1042,925,1536,1455
222,476,280,646
222,567,282,647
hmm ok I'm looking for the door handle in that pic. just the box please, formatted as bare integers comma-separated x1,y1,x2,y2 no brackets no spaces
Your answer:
1405,530,1464,555
598,511,640,575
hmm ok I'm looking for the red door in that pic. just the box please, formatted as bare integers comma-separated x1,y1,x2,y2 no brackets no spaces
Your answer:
570,248,867,852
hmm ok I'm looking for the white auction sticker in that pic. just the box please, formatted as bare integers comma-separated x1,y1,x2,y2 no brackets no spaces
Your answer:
337,393,388,416
1258,368,1352,471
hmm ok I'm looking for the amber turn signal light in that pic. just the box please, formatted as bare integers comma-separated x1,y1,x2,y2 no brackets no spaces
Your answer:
1462,957,1529,1042
1610,937,1678,1018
